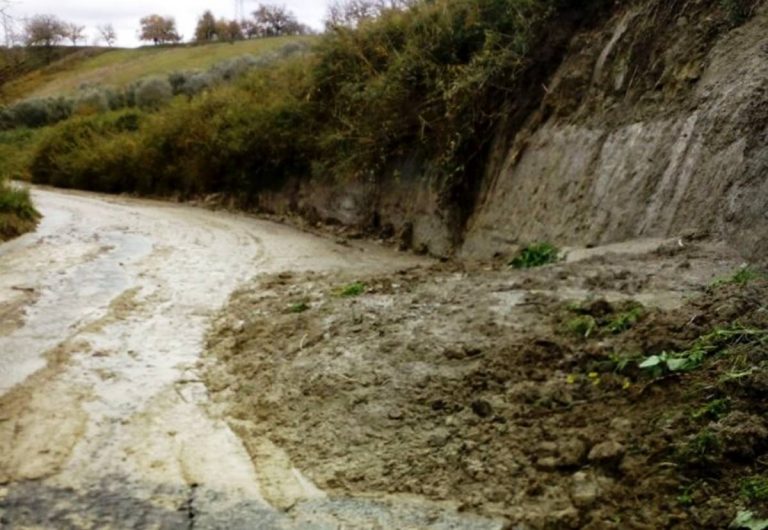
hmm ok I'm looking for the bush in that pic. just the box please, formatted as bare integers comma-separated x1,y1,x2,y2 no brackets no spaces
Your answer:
29,110,145,192
0,181,39,240
73,89,110,116
135,77,173,110
510,242,560,269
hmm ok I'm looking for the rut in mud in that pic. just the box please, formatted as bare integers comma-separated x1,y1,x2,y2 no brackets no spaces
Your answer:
206,237,768,529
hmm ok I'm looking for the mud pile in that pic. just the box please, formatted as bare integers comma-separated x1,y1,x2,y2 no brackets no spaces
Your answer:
205,240,768,528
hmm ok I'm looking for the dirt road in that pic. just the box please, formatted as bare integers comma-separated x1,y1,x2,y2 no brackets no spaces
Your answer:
0,188,503,529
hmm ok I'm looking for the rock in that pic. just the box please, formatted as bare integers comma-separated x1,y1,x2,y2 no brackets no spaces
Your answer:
387,409,404,421
471,400,493,418
571,471,599,508
536,456,558,470
588,440,626,465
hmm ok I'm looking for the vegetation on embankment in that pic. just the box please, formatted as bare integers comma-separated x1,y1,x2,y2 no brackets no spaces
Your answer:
1,37,311,104
0,180,38,241
0,0,760,245
2,0,617,198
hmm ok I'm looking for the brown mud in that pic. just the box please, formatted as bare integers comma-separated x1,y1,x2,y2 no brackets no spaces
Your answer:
206,238,768,529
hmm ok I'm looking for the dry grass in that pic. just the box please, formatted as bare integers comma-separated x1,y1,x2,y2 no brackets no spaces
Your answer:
3,36,313,103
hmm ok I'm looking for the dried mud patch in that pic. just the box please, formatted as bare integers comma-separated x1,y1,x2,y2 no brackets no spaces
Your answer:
204,242,768,529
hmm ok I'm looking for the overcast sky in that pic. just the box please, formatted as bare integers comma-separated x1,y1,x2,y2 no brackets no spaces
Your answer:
7,0,329,47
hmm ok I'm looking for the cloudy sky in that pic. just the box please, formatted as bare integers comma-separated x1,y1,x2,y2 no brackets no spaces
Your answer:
7,0,329,47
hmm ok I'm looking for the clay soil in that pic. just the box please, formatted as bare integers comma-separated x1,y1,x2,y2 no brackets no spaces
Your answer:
205,238,768,529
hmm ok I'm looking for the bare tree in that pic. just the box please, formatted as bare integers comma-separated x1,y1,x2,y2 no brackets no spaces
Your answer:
325,0,414,29
24,14,67,47
97,23,117,47
64,22,85,46
139,14,181,45
1,0,17,48
251,4,304,37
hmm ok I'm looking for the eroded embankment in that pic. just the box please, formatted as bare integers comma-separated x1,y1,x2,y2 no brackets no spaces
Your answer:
205,238,768,529
250,1,768,265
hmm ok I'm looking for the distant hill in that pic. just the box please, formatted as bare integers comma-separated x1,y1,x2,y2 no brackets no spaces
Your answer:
1,37,313,104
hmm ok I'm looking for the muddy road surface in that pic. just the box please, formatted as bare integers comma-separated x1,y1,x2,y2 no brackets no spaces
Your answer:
0,188,505,529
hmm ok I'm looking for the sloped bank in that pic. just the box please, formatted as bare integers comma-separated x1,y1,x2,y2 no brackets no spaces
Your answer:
255,1,768,263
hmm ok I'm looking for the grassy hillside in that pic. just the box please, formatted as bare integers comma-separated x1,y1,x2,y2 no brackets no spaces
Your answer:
2,37,313,104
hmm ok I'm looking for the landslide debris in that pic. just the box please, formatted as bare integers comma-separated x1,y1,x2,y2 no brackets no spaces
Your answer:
204,240,768,528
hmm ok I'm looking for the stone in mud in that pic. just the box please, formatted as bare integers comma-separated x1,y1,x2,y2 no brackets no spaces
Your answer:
588,440,626,466
471,400,493,418
570,471,600,508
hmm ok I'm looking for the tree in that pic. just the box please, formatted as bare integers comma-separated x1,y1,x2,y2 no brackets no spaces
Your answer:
139,15,181,45
64,23,85,46
24,14,67,48
1,0,17,48
216,19,244,43
251,4,303,37
194,10,217,42
97,24,117,47
325,0,414,29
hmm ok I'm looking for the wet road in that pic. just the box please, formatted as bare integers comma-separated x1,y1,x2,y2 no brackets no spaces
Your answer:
0,188,504,529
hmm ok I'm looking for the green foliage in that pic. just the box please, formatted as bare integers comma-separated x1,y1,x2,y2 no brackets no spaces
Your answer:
731,511,768,530
0,182,39,240
29,110,145,192
712,266,765,288
311,0,561,181
337,281,366,297
0,128,43,180
606,306,644,334
639,325,768,376
289,301,310,313
677,428,722,464
741,476,768,502
0,184,37,220
28,57,317,198
510,242,560,269
565,300,644,339
691,398,730,421
567,315,597,338
6,1,607,203
135,77,173,110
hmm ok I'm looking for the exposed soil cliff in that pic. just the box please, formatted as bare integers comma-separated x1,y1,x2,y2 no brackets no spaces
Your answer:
260,0,767,262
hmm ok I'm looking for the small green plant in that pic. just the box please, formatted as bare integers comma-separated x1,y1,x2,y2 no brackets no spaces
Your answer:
337,281,366,298
288,301,310,313
677,429,722,464
639,325,768,375
691,398,730,421
567,315,597,338
606,306,644,334
712,265,765,288
730,510,768,530
741,476,768,502
677,482,701,506
510,243,560,269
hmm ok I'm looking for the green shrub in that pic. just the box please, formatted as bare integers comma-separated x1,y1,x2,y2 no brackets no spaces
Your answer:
510,242,560,269
29,110,145,192
135,78,173,110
